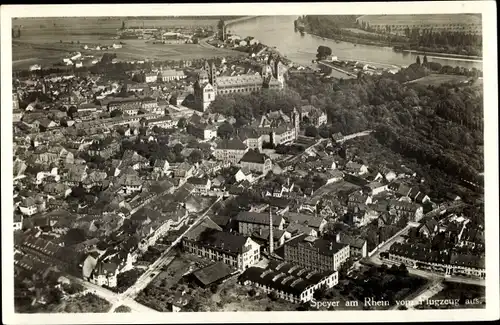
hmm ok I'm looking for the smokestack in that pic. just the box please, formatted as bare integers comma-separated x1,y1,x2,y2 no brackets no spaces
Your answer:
269,209,274,254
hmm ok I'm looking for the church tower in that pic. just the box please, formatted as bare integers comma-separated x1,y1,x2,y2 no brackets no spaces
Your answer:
209,61,217,91
292,107,300,141
261,64,273,89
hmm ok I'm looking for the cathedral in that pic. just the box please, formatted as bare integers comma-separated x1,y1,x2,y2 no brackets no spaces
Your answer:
193,56,286,112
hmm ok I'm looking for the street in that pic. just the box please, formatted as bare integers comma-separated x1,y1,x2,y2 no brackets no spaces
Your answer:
107,195,223,312
390,279,444,310
67,276,157,313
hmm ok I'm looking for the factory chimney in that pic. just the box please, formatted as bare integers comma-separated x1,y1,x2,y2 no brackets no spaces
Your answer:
269,209,274,254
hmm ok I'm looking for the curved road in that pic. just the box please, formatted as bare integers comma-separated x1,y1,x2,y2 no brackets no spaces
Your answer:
107,195,223,312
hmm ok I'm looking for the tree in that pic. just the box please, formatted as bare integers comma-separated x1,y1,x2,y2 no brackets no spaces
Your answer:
188,150,203,164
121,21,126,30
217,122,235,139
67,105,78,118
316,45,332,60
268,291,279,301
110,109,123,118
305,125,319,137
169,94,178,105
416,55,421,65
177,117,187,128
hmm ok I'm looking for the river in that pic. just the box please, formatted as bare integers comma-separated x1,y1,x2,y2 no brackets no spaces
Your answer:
228,16,483,71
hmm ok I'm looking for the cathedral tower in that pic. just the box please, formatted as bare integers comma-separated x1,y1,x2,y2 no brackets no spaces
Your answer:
293,107,300,141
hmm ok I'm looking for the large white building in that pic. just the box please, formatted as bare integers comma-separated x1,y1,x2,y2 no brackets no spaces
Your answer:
193,59,286,112
183,218,261,270
239,260,339,304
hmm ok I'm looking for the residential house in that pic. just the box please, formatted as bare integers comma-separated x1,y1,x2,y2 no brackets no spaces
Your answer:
345,161,369,176
145,72,158,83
234,167,253,183
213,138,248,165
153,159,170,175
388,200,424,222
239,149,272,174
285,212,328,235
159,69,186,82
251,228,289,251
364,182,388,196
237,127,263,152
187,177,211,196
19,198,38,216
186,121,217,141
234,211,285,236
14,214,24,231
300,105,327,127
347,191,372,210
335,233,367,259
418,218,439,238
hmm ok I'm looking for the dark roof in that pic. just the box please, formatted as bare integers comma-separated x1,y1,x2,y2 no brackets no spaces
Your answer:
239,149,269,164
286,213,325,229
216,138,247,150
187,176,209,186
184,218,222,241
285,234,348,256
239,260,334,296
208,215,231,228
235,211,283,227
336,233,366,249
196,229,254,256
191,262,233,286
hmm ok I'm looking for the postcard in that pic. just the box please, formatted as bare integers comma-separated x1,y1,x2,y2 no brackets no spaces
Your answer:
1,2,498,324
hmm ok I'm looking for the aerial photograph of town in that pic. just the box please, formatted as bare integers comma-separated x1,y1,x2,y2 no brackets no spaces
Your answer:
7,8,489,317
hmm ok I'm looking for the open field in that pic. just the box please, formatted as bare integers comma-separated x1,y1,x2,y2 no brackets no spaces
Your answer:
356,14,481,26
312,180,361,200
13,17,219,34
209,277,297,312
343,28,386,36
408,74,471,86
12,38,245,71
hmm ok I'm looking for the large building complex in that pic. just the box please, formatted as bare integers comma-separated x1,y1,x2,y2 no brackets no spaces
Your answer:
284,234,350,272
193,58,286,112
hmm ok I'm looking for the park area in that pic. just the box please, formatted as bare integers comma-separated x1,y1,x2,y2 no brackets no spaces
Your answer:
408,74,472,86
356,14,481,27
52,293,111,313
311,180,361,200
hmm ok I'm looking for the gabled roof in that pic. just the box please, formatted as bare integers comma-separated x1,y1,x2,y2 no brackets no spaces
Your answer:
191,261,233,286
216,138,247,150
239,149,269,164
235,211,283,227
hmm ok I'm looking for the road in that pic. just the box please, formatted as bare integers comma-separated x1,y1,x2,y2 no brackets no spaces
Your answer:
67,276,157,313
318,60,357,78
390,279,444,310
338,130,374,143
107,195,224,312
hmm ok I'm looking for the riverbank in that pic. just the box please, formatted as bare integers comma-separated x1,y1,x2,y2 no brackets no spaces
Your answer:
399,49,483,62
225,16,260,28
303,26,482,63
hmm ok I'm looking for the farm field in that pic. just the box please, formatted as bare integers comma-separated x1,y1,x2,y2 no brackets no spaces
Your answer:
311,180,361,200
12,38,245,71
408,74,471,86
356,14,481,26
342,28,386,37
12,17,220,34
